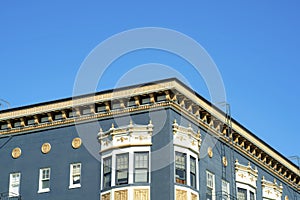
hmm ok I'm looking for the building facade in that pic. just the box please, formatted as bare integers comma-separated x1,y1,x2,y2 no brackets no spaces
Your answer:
0,78,299,200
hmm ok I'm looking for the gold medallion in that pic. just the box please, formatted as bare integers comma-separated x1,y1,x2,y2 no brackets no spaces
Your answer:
41,143,51,154
72,137,82,149
12,147,22,159
208,147,213,158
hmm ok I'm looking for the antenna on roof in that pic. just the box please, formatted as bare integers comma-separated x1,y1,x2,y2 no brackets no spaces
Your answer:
0,99,10,110
289,156,300,175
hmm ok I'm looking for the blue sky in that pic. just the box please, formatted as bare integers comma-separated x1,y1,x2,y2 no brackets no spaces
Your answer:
0,1,299,161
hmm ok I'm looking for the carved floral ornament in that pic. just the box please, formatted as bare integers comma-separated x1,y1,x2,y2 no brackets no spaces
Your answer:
172,119,202,154
261,176,283,200
97,120,153,152
235,159,258,188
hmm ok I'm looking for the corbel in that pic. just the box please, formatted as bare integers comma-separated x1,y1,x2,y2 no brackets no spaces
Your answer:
134,96,140,106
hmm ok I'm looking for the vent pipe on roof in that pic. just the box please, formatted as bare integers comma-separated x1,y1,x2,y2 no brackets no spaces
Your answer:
0,99,10,110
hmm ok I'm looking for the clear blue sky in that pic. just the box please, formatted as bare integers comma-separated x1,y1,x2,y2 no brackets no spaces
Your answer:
0,1,299,161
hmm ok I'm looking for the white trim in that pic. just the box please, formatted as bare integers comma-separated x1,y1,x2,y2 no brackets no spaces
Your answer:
236,182,256,200
222,179,230,200
69,163,81,189
9,172,21,197
206,171,215,200
101,146,151,190
174,146,199,190
38,168,50,193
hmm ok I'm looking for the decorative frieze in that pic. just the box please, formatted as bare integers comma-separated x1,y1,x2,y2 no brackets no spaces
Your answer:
261,176,283,200
114,189,128,200
172,120,201,154
235,160,258,188
98,121,153,152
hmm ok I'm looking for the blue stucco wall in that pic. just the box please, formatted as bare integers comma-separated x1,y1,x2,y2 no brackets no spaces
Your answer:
0,124,100,200
0,107,299,200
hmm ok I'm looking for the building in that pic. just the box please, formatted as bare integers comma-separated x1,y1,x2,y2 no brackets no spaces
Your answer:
0,78,299,200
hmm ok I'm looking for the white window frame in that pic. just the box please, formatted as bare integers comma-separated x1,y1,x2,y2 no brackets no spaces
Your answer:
222,180,230,200
134,152,149,183
175,151,187,185
103,156,112,189
236,182,256,200
9,172,21,197
190,156,197,189
206,171,215,200
69,163,81,189
115,153,129,185
38,168,50,193
100,146,151,190
174,146,199,190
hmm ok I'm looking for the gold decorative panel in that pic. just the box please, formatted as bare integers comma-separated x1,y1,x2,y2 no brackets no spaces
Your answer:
222,156,228,167
12,147,21,159
72,137,82,149
176,189,187,200
41,143,51,154
134,189,149,200
208,147,213,158
191,193,198,200
102,192,111,200
114,189,128,200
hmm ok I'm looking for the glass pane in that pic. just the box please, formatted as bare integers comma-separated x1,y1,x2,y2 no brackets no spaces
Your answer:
237,188,247,200
103,174,111,188
42,180,49,189
190,157,196,174
190,173,196,188
175,152,186,170
135,153,148,168
117,154,128,170
42,169,50,180
103,157,112,174
135,169,147,182
73,174,80,184
73,164,81,174
117,171,128,184
250,191,255,200
206,188,212,200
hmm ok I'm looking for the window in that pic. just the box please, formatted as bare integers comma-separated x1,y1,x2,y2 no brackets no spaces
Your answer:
9,172,20,197
116,153,129,185
190,156,196,189
39,168,50,193
250,191,255,200
103,157,112,189
70,163,81,188
237,188,247,200
206,171,215,200
222,180,230,200
175,152,186,184
134,152,149,183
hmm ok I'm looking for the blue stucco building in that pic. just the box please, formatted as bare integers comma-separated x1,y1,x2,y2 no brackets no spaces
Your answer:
0,78,299,200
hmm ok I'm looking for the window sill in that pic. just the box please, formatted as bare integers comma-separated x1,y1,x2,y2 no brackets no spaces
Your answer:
38,188,50,193
69,184,81,189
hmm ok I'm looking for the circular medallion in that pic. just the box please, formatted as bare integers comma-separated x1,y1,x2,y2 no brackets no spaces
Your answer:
41,143,51,154
285,196,289,200
222,156,228,167
72,137,82,149
12,147,22,159
208,147,213,158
